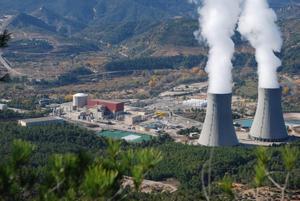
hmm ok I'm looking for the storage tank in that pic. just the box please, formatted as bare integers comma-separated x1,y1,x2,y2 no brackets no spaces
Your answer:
73,93,88,108
249,88,288,142
198,93,238,147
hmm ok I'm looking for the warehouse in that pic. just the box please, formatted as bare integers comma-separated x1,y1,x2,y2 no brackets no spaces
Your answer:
88,99,124,116
182,99,207,109
18,117,65,127
125,115,142,125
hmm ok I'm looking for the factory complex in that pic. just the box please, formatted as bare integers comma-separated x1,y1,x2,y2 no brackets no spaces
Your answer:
14,81,300,145
68,93,126,120
198,88,291,147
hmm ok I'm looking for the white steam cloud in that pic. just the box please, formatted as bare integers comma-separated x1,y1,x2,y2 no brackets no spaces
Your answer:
238,0,282,89
192,0,241,94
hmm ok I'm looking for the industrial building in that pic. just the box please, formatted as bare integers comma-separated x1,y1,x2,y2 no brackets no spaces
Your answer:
64,93,126,121
198,93,239,147
183,99,207,109
39,98,51,107
73,93,88,108
18,117,64,127
125,115,142,125
250,88,288,142
0,103,8,111
89,105,107,120
87,99,125,118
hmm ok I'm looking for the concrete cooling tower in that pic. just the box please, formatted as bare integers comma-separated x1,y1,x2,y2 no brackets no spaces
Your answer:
249,88,288,142
198,93,239,147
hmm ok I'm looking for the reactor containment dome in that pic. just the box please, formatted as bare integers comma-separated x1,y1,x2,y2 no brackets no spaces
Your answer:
73,93,88,108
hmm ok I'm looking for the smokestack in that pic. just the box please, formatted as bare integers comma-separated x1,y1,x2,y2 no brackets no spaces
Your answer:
250,88,288,142
198,93,238,147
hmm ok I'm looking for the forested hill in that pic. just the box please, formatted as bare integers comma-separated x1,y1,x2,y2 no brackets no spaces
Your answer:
0,0,293,13
0,0,296,44
0,0,295,28
0,0,194,23
0,0,299,78
0,0,296,40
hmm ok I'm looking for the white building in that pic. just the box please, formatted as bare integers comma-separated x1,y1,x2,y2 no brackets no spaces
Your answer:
183,99,207,109
0,104,8,111
18,117,64,127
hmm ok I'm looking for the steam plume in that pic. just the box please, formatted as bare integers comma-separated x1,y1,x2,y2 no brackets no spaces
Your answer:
238,0,282,88
192,0,241,94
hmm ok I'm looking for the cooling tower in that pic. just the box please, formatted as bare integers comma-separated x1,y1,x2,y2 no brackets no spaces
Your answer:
198,93,238,147
249,88,288,142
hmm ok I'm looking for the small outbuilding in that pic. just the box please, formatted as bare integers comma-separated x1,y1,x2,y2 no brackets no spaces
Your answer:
0,104,8,111
18,117,64,127
125,115,142,125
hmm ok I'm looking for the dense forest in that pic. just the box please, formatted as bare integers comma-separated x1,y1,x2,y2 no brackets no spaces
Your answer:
0,121,299,200
105,55,207,71
104,53,257,72
0,137,162,200
0,109,47,121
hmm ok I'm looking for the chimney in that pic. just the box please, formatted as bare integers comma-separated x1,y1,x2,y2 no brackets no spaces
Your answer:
250,88,288,142
198,93,238,147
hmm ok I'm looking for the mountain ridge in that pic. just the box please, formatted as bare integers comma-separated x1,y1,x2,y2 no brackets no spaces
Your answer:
0,0,298,78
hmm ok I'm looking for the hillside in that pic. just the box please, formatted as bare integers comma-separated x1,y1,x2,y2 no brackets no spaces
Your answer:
1,0,297,43
115,13,299,73
9,13,57,34
0,2,299,200
32,7,86,36
277,4,300,19
0,0,298,78
0,0,194,24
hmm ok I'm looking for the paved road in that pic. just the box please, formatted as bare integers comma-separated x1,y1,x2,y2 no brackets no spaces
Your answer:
0,52,24,76
0,16,31,78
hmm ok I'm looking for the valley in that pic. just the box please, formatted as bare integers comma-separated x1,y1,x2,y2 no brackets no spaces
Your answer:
0,1,298,80
0,1,299,201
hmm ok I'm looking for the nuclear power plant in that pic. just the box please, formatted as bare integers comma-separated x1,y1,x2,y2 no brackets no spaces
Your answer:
249,88,288,142
198,93,239,147
191,0,293,147
198,88,290,147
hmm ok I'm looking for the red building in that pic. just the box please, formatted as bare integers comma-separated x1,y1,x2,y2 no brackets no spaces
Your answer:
87,99,124,113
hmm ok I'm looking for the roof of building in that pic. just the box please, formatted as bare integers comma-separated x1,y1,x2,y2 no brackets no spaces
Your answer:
89,99,125,104
19,116,64,123
74,93,88,97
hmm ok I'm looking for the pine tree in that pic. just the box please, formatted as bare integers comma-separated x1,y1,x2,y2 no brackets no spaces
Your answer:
0,30,11,49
